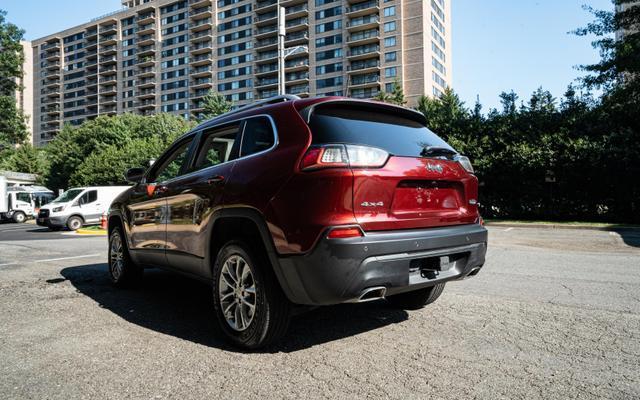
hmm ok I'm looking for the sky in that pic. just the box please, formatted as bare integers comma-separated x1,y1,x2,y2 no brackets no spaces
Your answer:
2,0,614,110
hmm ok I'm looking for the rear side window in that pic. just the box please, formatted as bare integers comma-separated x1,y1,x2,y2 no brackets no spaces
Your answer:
192,123,242,171
308,104,453,157
240,117,275,157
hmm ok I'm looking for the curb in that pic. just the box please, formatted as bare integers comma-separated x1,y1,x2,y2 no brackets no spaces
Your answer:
485,222,640,232
76,228,107,236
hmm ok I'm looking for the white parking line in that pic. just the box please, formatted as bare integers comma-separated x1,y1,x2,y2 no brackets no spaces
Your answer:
504,227,514,232
0,253,102,268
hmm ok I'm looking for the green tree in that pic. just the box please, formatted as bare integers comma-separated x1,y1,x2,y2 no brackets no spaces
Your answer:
0,9,28,146
373,80,407,105
200,91,233,121
0,143,49,179
46,113,194,190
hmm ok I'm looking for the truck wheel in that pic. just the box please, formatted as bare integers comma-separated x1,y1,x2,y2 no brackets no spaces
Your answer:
387,283,446,310
213,241,291,350
108,226,142,287
12,211,26,223
66,216,83,231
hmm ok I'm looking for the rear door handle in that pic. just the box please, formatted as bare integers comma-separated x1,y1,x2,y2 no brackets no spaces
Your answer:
207,175,225,185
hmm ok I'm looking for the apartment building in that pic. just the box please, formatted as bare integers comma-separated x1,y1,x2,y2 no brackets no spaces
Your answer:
17,41,34,144
31,0,451,146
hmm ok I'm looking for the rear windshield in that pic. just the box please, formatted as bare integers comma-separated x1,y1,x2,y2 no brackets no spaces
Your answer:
308,104,453,157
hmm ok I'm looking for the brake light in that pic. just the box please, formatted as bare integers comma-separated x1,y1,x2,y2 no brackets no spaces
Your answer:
301,144,388,171
455,155,474,174
327,226,364,239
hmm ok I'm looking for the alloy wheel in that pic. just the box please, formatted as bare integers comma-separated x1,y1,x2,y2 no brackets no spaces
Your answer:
218,255,257,332
109,233,124,281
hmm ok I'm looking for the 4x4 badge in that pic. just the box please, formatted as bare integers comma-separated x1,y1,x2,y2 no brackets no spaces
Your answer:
361,201,384,207
426,163,443,173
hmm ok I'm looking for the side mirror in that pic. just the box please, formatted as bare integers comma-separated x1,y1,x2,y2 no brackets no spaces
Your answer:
125,168,146,183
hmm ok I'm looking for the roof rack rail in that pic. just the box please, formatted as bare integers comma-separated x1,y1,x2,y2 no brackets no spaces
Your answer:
209,95,301,122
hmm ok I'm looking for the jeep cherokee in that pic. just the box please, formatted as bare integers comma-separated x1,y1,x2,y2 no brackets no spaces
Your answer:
107,95,488,349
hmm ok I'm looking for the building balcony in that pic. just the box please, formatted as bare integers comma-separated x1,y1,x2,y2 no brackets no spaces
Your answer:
347,59,381,73
349,87,380,99
348,73,380,88
255,12,277,26
255,64,278,76
99,65,117,75
190,29,212,43
190,41,212,55
45,105,60,114
45,71,60,79
190,18,212,32
138,34,155,46
99,85,117,95
255,77,278,89
44,61,61,70
190,53,213,66
256,51,278,64
191,65,212,78
286,4,308,19
85,99,98,106
189,0,209,9
42,97,60,105
137,89,155,99
347,15,380,32
254,25,277,39
286,17,309,31
138,78,156,88
138,45,155,57
101,45,117,55
257,89,278,100
286,84,310,97
255,37,278,50
99,24,117,34
256,0,277,11
137,12,155,25
42,41,60,51
45,51,61,61
137,24,155,36
138,67,156,78
99,55,117,65
85,29,98,40
43,88,60,97
285,58,309,72
101,34,117,45
45,79,60,88
85,39,98,50
286,72,310,85
137,56,155,68
285,30,308,46
189,6,212,19
346,46,381,61
100,106,118,115
99,75,117,84
137,99,155,110
347,29,380,45
346,1,379,18
191,78,213,89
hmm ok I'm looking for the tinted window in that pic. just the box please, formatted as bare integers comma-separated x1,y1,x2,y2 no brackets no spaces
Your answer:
153,139,192,182
241,117,275,157
308,104,453,157
192,124,241,171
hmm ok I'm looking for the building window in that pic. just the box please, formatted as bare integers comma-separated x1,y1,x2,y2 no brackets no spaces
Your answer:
433,71,446,87
384,6,396,17
384,21,396,32
315,6,341,19
385,83,394,92
384,36,397,47
385,51,397,62
385,67,397,78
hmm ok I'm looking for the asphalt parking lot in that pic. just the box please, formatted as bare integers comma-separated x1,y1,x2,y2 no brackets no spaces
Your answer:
0,222,638,399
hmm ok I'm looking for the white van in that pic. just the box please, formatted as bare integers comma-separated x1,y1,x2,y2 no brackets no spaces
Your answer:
36,186,130,231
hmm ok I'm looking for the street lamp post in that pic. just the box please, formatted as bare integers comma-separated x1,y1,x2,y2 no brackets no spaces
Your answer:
277,4,308,96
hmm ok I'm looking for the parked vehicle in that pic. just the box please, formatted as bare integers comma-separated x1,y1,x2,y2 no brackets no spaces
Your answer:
37,186,130,231
108,95,488,349
0,177,55,223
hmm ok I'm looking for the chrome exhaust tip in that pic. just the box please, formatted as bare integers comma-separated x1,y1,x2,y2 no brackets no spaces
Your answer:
355,286,387,303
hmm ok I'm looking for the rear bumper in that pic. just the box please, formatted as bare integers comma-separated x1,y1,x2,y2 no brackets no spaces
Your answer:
276,224,488,305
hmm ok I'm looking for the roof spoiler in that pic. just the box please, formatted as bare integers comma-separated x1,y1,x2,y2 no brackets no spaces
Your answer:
299,99,428,126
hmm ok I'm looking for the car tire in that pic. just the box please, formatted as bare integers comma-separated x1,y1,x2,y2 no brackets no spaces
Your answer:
108,226,143,287
387,283,446,310
212,241,291,350
12,211,26,223
66,216,83,231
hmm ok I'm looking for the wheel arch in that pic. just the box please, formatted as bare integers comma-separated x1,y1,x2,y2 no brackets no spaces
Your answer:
206,207,296,302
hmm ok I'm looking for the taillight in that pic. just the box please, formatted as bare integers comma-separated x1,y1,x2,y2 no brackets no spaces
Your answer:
301,144,388,171
455,155,474,174
327,226,364,239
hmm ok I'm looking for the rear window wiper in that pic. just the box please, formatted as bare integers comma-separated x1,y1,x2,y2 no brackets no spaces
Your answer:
420,146,457,158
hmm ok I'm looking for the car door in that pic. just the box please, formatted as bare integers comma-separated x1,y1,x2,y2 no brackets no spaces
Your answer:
164,122,243,277
77,189,100,223
127,136,195,267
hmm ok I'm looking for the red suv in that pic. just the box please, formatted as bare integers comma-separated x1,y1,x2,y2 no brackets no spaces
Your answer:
108,95,487,349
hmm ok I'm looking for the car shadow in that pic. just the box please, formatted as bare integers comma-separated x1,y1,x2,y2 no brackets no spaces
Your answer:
612,228,640,248
59,263,408,353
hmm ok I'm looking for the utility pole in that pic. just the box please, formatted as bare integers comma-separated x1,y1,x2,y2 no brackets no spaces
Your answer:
277,4,286,96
